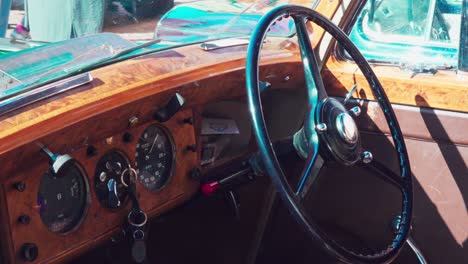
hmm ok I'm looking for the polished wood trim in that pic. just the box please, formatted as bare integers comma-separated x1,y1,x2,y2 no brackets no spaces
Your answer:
0,44,303,158
0,61,304,179
315,0,468,113
324,55,468,112
311,0,342,47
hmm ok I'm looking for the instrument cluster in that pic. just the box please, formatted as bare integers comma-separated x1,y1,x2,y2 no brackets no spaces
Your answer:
4,108,199,263
35,123,176,235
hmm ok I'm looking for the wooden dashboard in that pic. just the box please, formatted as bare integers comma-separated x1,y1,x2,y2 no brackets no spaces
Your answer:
0,1,466,263
0,42,304,263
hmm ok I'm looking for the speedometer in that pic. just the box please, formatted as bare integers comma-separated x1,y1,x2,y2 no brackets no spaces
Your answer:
37,161,89,234
135,125,175,192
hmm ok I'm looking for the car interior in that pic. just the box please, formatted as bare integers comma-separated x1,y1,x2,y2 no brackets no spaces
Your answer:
0,0,466,263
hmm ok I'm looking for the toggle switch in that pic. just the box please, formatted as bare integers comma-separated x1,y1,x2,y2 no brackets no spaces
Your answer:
154,93,185,122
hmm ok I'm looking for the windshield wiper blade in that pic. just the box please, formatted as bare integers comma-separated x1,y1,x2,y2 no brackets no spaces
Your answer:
109,38,162,59
0,72,93,116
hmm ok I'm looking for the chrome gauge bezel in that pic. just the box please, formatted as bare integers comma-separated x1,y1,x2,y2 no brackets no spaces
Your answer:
93,149,132,210
37,160,91,236
135,123,176,193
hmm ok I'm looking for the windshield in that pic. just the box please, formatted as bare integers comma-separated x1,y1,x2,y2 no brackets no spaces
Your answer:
0,0,318,102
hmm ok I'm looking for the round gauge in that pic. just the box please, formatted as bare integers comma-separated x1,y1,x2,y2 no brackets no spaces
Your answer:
135,125,175,192
37,161,89,234
94,151,130,209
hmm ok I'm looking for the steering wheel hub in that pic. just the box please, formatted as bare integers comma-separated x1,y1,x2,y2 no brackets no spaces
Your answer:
336,113,358,144
318,98,361,165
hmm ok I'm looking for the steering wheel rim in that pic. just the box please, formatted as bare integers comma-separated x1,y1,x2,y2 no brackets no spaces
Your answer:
246,5,413,264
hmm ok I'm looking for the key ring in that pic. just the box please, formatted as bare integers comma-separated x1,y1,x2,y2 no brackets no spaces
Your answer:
121,166,138,187
128,210,148,228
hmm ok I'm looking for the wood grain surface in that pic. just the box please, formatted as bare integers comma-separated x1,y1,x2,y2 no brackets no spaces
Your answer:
0,0,466,263
324,55,468,113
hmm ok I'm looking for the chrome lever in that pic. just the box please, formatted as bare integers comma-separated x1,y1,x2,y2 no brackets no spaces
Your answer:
343,84,358,105
407,236,429,264
392,215,429,264
259,81,271,92
37,143,74,175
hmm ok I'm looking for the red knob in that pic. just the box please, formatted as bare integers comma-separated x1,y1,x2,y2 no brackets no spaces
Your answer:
201,181,219,196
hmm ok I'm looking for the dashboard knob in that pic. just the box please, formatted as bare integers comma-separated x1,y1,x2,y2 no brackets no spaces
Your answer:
183,117,194,125
20,243,38,262
106,161,122,174
86,145,98,157
186,144,197,152
18,214,31,225
123,132,134,143
128,116,139,128
14,181,26,192
189,168,201,181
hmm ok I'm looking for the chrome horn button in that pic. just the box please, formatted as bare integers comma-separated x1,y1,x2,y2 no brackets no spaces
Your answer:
316,98,362,165
335,113,358,144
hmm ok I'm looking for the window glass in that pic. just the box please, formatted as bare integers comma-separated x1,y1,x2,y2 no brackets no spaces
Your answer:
348,0,463,68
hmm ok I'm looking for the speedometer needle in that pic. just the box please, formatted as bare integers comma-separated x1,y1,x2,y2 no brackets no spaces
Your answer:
148,134,159,154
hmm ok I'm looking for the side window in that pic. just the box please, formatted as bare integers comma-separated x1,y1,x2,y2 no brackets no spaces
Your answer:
348,0,463,69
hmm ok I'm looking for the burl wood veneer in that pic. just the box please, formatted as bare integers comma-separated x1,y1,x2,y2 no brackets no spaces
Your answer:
0,0,465,263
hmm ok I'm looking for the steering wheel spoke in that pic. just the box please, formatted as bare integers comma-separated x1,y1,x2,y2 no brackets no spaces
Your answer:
294,15,328,101
296,152,324,200
359,159,405,190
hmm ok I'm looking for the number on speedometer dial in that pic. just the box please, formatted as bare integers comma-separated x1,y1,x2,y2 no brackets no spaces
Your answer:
135,125,174,192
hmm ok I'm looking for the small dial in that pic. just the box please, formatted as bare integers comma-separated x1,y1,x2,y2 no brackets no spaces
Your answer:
135,125,174,192
37,161,89,234
94,151,130,209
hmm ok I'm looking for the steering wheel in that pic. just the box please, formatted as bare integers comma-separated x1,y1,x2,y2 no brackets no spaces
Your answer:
246,5,413,264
